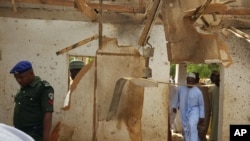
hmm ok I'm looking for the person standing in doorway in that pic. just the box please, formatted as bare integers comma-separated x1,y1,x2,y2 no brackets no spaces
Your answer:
63,60,84,108
194,72,211,141
172,72,205,141
68,60,85,80
209,71,220,141
51,60,84,141
10,60,54,141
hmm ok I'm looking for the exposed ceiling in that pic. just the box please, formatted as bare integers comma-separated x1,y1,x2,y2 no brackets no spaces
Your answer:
0,0,249,64
0,0,250,26
0,0,154,24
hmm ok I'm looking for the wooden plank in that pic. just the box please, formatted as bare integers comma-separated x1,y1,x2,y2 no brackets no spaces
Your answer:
138,0,144,12
11,0,17,12
184,4,227,17
1,0,74,7
219,0,236,4
75,0,97,20
56,35,99,55
227,26,250,41
191,0,212,21
184,4,250,17
138,0,161,46
224,8,250,15
86,2,145,13
1,0,144,14
98,0,103,50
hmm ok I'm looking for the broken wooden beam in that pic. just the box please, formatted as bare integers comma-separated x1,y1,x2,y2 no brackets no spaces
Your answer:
56,35,99,55
224,8,250,15
191,0,212,21
1,0,74,7
200,16,210,27
184,4,250,17
227,26,250,42
184,3,227,17
1,0,146,13
11,0,17,13
219,0,236,4
75,0,97,20
86,2,145,13
138,0,162,46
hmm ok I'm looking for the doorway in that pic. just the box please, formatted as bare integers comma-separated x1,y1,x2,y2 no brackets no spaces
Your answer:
169,63,221,141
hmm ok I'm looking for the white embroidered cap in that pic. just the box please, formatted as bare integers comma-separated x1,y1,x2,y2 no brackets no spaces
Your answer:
187,72,196,79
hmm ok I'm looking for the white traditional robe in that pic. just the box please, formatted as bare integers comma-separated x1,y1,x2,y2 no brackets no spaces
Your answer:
172,85,205,141
0,123,34,141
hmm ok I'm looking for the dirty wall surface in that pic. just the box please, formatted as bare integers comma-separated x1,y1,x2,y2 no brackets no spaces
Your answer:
0,17,170,140
58,37,169,140
219,30,250,141
0,17,99,126
160,0,250,140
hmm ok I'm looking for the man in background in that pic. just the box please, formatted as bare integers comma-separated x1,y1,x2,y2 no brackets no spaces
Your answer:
194,72,211,141
68,60,85,80
63,60,84,108
209,71,220,141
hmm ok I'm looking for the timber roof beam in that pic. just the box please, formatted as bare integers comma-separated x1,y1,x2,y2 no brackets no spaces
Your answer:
1,0,146,13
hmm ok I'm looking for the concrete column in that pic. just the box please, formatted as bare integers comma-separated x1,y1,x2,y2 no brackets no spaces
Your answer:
175,63,187,84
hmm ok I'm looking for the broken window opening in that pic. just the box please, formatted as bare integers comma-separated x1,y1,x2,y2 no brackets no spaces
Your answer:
68,55,94,88
63,55,95,109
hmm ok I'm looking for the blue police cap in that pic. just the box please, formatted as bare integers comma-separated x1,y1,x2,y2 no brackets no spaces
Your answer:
10,61,32,74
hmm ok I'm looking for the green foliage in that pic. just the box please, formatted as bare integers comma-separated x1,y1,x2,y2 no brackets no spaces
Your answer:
170,63,220,78
88,57,94,63
187,63,220,78
69,56,75,62
170,64,176,78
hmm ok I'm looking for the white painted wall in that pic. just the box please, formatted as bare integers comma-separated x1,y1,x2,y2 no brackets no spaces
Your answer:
218,30,250,140
0,17,170,140
0,17,99,126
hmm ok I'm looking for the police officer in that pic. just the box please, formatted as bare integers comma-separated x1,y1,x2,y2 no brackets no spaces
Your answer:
10,60,54,141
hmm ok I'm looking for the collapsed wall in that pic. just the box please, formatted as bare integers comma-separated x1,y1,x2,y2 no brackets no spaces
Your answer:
55,37,169,141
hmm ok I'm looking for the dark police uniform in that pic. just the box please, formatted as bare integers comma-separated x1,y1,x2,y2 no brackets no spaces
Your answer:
14,76,54,141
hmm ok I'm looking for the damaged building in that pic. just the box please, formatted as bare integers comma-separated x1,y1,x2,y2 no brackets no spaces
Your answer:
0,0,249,141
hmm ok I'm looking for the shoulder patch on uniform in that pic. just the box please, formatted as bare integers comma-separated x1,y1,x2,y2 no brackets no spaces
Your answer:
48,93,54,105
42,80,51,87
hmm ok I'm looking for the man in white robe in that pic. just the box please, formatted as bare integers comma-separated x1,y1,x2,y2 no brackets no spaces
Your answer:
0,123,34,141
172,72,205,141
